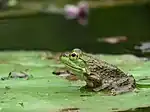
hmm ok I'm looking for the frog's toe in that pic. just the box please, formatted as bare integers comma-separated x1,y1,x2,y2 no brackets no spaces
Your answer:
133,88,140,93
110,89,117,96
93,87,101,92
86,81,94,87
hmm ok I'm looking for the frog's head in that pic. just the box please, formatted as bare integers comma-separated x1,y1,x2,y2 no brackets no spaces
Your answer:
60,48,87,74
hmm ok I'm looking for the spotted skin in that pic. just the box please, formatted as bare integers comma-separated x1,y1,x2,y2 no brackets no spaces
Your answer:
60,48,136,95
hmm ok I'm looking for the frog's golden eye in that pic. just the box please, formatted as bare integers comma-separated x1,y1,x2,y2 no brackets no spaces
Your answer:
69,52,79,60
71,53,77,57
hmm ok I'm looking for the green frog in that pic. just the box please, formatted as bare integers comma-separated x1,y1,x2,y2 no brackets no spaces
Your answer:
60,48,150,95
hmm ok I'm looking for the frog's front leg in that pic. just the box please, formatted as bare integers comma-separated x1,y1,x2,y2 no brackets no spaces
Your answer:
80,74,102,92
85,74,102,88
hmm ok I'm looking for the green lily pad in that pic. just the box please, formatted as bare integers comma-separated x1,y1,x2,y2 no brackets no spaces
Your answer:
0,51,150,112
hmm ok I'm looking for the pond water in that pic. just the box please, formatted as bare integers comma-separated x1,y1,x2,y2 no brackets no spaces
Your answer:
0,2,150,57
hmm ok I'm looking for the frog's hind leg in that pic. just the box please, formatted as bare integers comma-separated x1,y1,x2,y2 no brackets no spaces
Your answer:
110,76,136,96
92,83,110,92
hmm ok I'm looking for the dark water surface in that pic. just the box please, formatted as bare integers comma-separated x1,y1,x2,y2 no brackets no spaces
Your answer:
0,3,150,57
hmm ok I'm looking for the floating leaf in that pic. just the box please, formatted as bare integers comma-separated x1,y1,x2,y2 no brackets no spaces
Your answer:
0,51,149,112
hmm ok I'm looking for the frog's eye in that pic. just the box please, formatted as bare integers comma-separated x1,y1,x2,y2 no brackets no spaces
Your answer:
71,53,77,57
69,52,79,60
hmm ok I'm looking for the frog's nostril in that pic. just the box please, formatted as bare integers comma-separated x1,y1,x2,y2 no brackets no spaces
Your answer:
61,53,68,57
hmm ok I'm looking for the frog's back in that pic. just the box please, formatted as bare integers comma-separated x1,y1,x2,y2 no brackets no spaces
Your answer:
84,54,128,78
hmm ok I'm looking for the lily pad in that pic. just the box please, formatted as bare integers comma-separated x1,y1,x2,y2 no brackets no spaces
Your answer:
0,51,150,112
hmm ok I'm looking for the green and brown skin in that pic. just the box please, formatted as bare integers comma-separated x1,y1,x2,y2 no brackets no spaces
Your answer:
60,48,138,95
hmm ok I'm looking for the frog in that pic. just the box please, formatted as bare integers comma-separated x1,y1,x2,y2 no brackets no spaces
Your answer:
59,48,150,95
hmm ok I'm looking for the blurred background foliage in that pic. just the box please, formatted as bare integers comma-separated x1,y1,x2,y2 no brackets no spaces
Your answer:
0,0,149,56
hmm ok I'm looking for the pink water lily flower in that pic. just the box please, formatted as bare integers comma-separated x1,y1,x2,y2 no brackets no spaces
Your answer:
64,1,89,26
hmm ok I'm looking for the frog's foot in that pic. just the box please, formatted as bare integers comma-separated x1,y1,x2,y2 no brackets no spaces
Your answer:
133,88,140,93
110,86,135,96
110,89,118,96
80,85,94,92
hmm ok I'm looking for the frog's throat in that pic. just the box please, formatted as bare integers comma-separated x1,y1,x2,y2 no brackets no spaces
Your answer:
64,63,86,73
